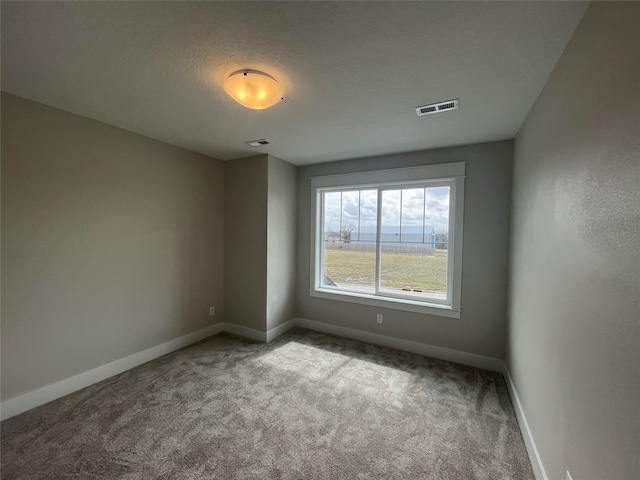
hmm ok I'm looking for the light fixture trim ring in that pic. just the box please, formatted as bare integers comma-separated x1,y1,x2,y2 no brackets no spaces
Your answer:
223,69,285,110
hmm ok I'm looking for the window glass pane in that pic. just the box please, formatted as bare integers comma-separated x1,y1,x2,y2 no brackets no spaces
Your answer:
322,190,376,293
357,190,377,242
425,186,450,246
341,191,359,242
381,190,401,243
379,186,449,302
324,192,341,241
400,188,424,243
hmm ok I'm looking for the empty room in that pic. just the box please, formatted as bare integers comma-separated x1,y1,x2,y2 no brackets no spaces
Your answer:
1,2,638,479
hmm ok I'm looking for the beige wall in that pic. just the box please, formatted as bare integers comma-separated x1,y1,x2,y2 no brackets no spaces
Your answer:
224,154,297,333
1,93,225,401
266,155,297,331
223,155,268,331
296,141,513,359
508,3,640,480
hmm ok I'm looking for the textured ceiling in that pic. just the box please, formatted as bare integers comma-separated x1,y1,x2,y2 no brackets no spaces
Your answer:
1,1,588,166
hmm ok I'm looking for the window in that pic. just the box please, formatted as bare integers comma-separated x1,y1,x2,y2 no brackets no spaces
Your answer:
310,162,465,318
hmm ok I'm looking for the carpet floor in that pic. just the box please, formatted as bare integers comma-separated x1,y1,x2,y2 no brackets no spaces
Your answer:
1,328,534,479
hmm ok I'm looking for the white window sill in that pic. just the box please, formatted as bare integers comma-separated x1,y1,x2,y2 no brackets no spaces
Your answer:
310,288,461,319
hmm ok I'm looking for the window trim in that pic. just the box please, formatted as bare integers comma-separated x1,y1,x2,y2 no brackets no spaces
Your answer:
309,162,465,319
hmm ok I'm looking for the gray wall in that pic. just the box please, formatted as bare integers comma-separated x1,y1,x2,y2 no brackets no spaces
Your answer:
508,3,640,480
1,93,225,401
223,155,268,331
296,141,513,359
266,155,297,331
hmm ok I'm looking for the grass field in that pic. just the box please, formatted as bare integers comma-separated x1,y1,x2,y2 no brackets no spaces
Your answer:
324,248,448,292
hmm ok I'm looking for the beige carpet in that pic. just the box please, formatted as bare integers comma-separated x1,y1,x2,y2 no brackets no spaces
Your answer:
1,328,534,479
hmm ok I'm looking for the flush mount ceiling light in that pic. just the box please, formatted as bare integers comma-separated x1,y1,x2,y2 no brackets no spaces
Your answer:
223,70,284,110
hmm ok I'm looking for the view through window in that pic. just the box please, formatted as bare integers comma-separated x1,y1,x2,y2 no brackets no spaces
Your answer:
321,184,451,304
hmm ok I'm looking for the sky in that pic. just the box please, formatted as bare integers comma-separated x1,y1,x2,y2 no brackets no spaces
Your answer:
324,186,450,233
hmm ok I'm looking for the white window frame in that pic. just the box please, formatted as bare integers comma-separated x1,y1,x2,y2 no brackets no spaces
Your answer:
310,162,465,319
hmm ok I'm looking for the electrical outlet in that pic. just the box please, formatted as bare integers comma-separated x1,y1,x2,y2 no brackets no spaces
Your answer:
209,306,215,316
376,314,383,324
566,471,573,480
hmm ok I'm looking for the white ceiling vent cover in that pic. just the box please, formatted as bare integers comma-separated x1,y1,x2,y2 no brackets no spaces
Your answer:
245,139,270,147
416,99,459,116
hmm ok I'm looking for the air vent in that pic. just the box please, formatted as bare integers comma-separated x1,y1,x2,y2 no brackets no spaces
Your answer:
245,139,270,147
416,99,459,116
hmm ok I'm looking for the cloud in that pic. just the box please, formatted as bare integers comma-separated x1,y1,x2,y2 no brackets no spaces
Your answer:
323,186,450,233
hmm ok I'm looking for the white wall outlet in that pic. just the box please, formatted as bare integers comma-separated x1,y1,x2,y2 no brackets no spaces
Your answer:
566,471,573,480
376,314,383,324
209,306,215,316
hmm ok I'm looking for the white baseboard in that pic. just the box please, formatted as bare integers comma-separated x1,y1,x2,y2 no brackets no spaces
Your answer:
221,319,297,343
0,314,547,480
222,322,267,342
293,317,505,372
291,317,545,479
1,319,298,421
266,318,297,342
0,323,224,421
502,364,548,480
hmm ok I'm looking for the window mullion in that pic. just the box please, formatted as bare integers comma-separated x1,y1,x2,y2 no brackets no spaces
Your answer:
318,192,324,289
339,192,343,241
375,189,382,294
399,189,403,243
422,188,426,244
357,190,361,242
